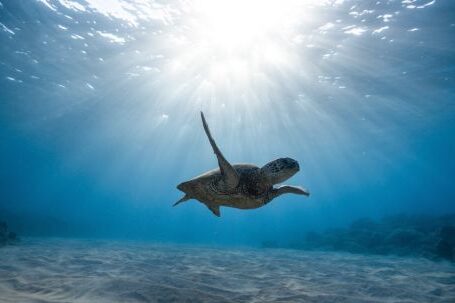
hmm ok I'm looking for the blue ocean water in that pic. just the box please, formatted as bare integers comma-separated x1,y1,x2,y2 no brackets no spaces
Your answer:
0,0,454,247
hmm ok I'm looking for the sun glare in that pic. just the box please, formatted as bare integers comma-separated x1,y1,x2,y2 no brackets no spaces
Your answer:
191,0,291,50
167,0,313,87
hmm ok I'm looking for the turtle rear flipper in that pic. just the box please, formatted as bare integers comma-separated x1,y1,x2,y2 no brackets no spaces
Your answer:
173,194,190,206
206,204,221,217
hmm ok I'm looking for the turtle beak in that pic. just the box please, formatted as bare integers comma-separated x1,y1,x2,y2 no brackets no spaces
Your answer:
287,159,299,172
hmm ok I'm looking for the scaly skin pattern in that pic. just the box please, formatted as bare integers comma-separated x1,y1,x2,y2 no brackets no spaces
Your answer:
180,164,274,209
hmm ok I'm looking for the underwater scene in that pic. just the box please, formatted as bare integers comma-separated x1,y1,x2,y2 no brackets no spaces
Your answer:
1,0,454,302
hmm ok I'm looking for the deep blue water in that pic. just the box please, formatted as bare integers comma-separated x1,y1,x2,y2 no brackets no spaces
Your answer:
0,0,454,245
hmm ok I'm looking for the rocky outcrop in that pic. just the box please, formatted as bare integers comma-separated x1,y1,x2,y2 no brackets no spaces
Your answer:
0,221,18,247
299,214,455,261
264,214,455,261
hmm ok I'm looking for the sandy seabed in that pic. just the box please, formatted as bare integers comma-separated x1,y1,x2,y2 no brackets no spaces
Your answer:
0,239,454,303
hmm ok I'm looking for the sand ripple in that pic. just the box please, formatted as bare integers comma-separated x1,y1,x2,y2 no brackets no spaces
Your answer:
0,239,454,302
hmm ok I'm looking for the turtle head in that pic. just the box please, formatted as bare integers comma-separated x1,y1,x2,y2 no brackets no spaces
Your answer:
261,158,300,185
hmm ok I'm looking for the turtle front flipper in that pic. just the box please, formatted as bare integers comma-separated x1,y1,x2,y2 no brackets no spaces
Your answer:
200,112,239,189
270,185,310,200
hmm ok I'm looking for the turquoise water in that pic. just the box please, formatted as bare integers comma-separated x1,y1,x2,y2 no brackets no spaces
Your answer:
0,0,454,246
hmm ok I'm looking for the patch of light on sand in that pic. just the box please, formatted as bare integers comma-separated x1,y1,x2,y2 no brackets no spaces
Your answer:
408,28,419,31
86,83,94,90
96,31,126,44
58,24,68,30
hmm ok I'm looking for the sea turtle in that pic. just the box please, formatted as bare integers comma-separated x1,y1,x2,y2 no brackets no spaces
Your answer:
174,112,310,217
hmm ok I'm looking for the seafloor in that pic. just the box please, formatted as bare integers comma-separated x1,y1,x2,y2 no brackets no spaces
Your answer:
0,239,454,303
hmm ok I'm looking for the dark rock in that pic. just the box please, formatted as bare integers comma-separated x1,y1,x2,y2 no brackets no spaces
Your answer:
0,221,7,234
436,240,453,261
435,226,455,261
350,218,377,231
384,229,424,247
8,232,17,241
0,220,18,247
280,214,455,261
440,226,455,245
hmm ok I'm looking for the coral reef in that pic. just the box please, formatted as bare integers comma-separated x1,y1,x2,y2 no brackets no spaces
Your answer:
0,221,18,247
277,214,455,261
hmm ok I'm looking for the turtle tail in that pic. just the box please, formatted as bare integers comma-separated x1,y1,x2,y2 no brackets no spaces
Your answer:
173,194,190,207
